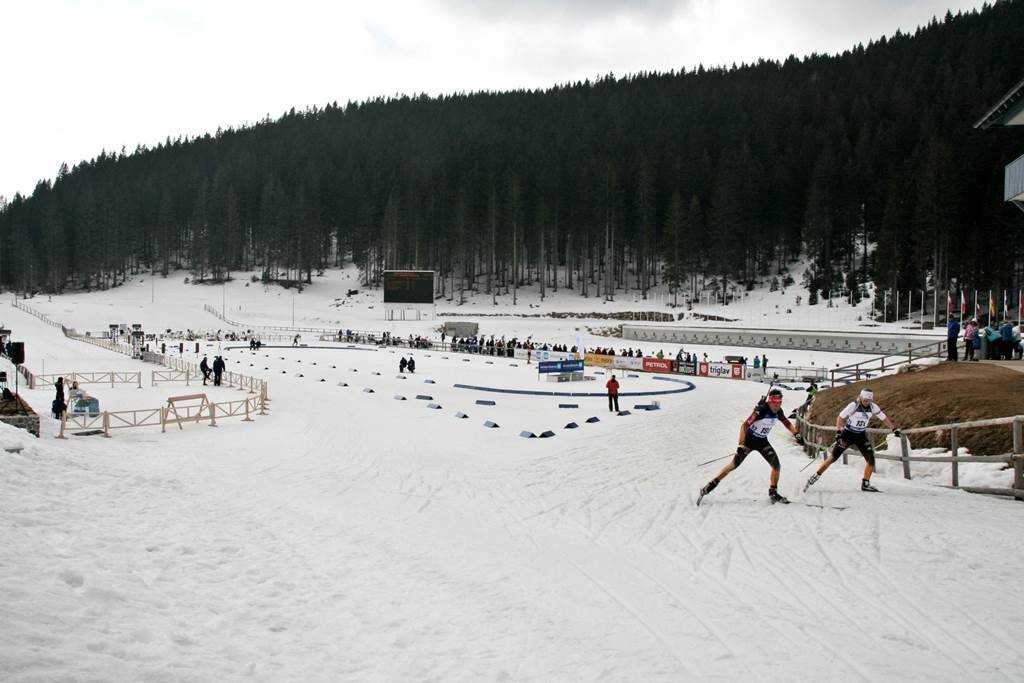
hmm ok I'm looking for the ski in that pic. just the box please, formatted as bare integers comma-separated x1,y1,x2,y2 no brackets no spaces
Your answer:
800,502,848,510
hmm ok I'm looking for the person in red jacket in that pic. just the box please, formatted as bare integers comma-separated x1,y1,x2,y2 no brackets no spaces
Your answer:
606,374,620,412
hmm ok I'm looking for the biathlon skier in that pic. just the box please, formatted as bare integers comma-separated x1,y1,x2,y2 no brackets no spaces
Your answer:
804,388,900,493
698,388,804,505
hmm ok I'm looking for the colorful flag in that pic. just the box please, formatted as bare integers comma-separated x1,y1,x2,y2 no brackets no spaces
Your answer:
989,290,996,320
960,291,967,317
947,291,953,317
1004,290,1010,321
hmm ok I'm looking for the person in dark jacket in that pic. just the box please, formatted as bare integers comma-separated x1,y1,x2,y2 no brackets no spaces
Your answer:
399,357,407,373
53,377,67,418
407,357,416,373
212,356,225,386
947,316,960,361
606,375,620,412
199,355,211,385
1000,321,1014,360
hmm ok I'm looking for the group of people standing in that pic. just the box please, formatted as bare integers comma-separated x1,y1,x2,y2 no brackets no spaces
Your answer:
398,356,417,373
952,317,1022,361
199,355,226,386
698,387,900,505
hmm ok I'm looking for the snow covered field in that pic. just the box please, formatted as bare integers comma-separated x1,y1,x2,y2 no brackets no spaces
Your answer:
1,270,1022,681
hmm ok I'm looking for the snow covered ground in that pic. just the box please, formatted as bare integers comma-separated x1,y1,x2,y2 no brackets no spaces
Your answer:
1,269,1021,681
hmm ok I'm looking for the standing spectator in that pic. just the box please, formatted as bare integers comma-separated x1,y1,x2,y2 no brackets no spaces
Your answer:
807,381,819,403
212,356,225,386
53,377,66,418
985,323,1002,359
199,355,211,385
964,319,979,361
1000,320,1014,360
399,357,408,373
946,316,961,361
753,355,761,369
407,357,416,373
606,374,620,412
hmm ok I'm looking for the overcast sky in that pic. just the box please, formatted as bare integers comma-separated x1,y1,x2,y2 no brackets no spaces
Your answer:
1,0,988,201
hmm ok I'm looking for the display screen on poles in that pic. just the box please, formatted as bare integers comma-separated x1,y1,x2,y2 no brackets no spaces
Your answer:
383,271,435,304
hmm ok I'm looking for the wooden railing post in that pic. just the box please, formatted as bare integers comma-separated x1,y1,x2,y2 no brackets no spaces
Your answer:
950,426,959,488
900,433,911,479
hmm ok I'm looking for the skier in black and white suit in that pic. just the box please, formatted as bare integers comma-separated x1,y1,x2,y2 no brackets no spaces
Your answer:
805,389,900,493
698,388,805,505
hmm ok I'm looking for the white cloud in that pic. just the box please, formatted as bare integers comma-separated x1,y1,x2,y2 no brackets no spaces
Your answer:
0,0,987,200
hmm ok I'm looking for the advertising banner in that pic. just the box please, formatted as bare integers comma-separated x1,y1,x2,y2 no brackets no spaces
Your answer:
538,359,585,374
642,358,674,373
698,362,745,379
676,360,697,375
584,353,615,368
514,348,575,362
611,356,644,370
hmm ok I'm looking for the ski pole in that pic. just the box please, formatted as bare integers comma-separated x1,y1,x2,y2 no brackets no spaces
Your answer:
800,452,822,472
699,452,734,467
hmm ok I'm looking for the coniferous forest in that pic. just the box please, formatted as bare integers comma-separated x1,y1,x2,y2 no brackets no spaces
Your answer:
1,2,1023,305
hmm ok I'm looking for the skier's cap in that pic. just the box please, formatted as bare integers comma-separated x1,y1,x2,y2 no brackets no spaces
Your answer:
767,388,783,402
859,389,874,401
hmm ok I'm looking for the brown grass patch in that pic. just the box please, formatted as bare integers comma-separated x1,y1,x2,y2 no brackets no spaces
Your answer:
807,362,1024,455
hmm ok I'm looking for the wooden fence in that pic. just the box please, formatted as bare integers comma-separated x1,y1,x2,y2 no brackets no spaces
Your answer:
10,298,272,438
57,394,265,438
798,414,1024,498
11,299,61,328
28,371,142,389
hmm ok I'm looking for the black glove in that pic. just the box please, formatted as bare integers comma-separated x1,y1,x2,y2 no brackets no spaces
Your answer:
892,428,902,438
834,432,844,445
795,433,805,445
736,444,748,456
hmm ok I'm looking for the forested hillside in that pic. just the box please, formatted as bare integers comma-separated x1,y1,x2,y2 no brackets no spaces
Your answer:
1,1,1023,304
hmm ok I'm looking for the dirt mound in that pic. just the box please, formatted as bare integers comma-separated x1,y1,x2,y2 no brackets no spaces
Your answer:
807,362,1024,455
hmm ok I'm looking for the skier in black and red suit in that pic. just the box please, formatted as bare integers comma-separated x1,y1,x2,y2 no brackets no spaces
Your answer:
698,388,804,505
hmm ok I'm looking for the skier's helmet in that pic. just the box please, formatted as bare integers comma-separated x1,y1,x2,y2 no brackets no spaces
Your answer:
858,389,874,403
767,388,783,407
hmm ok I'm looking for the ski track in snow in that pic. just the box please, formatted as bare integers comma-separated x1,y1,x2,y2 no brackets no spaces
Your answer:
2,275,1024,681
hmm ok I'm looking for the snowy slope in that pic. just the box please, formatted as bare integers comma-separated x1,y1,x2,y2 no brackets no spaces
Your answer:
0,269,1021,682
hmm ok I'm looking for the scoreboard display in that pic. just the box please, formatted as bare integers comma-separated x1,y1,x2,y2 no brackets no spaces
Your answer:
383,271,435,304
